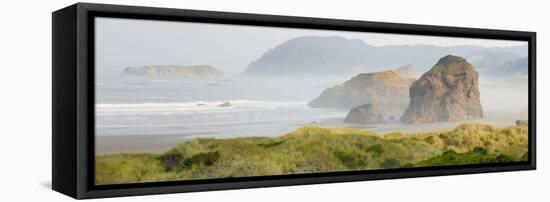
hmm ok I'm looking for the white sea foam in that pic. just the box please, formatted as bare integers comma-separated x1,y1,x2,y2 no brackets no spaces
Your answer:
96,100,307,115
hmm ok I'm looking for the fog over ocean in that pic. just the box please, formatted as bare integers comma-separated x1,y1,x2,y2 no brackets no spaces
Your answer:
95,76,347,137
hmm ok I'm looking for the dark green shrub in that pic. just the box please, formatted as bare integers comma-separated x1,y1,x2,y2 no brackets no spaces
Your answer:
333,151,368,169
182,151,221,168
366,144,385,157
258,140,285,148
158,153,183,172
424,136,435,144
472,147,488,154
159,151,221,171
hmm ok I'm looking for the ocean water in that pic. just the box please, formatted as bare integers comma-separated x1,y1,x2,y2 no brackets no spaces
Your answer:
95,76,529,138
95,76,347,138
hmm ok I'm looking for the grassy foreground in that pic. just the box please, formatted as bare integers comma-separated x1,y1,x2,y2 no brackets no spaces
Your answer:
95,123,528,185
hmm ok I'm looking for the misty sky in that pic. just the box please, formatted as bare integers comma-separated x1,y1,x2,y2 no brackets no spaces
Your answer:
95,17,528,76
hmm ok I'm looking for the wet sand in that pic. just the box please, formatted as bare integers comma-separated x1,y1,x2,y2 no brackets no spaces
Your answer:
96,110,527,155
96,134,194,155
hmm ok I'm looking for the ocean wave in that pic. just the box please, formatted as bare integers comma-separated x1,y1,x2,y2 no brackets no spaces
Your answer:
96,100,308,114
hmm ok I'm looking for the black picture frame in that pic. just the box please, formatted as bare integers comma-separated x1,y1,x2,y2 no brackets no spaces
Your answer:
52,2,536,199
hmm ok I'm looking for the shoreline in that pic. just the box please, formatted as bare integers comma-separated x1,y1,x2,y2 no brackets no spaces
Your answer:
96,134,193,155
96,111,526,155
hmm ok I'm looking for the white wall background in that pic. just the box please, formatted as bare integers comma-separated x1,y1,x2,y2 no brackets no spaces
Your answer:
0,0,547,201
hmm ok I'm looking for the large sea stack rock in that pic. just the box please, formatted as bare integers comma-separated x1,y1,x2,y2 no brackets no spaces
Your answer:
344,103,385,124
122,65,224,79
308,70,415,117
400,55,483,124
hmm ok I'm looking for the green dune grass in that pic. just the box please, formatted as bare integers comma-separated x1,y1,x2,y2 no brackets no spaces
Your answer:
95,123,528,185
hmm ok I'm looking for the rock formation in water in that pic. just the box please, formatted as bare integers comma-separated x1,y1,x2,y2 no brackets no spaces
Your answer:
308,69,415,117
343,103,385,124
218,102,232,107
400,55,483,124
122,65,224,79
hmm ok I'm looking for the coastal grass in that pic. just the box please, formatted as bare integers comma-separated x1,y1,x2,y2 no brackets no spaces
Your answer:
95,123,528,185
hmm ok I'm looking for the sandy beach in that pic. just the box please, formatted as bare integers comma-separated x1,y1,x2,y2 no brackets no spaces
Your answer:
95,109,527,155
96,134,194,155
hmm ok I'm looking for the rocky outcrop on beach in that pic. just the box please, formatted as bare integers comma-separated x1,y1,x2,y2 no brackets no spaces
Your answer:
400,55,483,124
308,69,415,117
122,65,224,79
343,103,385,124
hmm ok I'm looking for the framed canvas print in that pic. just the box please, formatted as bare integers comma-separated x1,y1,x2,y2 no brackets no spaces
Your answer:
52,3,536,199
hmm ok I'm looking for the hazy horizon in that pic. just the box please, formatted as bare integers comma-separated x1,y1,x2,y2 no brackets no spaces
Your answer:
95,17,528,77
